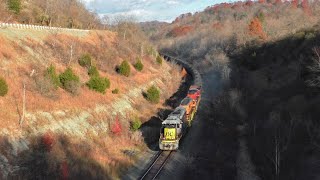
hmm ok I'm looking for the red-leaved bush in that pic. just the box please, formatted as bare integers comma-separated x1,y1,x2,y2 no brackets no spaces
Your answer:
42,132,55,152
111,115,122,135
61,161,69,180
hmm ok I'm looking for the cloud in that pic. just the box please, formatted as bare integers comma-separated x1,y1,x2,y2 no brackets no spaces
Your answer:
166,0,180,5
100,9,155,22
84,0,227,22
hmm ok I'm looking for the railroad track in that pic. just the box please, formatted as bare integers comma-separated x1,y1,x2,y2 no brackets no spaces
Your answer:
140,151,173,180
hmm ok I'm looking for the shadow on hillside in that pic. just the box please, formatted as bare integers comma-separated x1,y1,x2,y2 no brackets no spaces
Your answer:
0,135,116,180
140,72,193,151
228,29,320,180
165,73,193,108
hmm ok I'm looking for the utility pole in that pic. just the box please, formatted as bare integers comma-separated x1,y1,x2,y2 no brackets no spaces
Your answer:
20,82,26,127
140,43,144,57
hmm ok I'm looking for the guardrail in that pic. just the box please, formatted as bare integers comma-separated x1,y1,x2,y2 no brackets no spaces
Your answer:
162,54,202,86
0,23,90,33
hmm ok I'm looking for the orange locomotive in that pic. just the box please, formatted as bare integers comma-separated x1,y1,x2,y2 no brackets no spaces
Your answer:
187,85,202,110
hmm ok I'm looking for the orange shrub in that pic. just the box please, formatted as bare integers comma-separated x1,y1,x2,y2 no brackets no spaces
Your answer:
213,22,223,30
248,18,267,40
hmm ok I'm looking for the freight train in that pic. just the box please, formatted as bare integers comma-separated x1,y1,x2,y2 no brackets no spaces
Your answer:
159,85,202,150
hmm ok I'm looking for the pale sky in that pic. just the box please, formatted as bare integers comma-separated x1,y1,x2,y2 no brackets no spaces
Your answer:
82,0,232,22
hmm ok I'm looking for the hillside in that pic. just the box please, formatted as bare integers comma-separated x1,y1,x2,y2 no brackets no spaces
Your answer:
0,25,182,179
139,21,169,38
147,1,320,179
0,0,101,29
229,28,320,179
2,0,320,179
150,1,320,69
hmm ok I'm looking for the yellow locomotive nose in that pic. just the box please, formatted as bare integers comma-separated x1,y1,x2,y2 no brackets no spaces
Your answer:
164,128,176,140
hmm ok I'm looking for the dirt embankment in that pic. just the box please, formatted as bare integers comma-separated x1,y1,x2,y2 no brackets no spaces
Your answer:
0,27,182,179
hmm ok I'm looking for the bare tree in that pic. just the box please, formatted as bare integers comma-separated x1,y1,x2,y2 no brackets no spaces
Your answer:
19,82,26,127
113,15,137,40
262,111,297,180
305,116,320,151
101,15,110,30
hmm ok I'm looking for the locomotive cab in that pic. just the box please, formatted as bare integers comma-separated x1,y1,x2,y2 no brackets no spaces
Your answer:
179,97,197,124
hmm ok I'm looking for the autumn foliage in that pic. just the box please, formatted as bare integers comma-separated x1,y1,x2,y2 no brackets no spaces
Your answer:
245,0,254,6
274,0,282,5
205,3,233,12
291,0,298,8
248,18,267,40
169,25,194,37
302,0,311,15
212,22,223,30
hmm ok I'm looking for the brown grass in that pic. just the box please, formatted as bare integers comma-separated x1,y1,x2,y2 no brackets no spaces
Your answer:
0,36,15,59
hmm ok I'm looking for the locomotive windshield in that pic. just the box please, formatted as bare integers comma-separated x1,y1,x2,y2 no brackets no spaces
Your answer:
172,109,182,115
161,124,176,129
188,89,198,94
180,98,191,105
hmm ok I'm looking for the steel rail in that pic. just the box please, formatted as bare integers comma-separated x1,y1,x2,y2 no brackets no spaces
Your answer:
140,151,173,180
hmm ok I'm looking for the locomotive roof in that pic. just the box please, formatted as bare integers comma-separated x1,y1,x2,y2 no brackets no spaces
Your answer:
162,116,182,125
168,107,186,119
180,97,193,105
